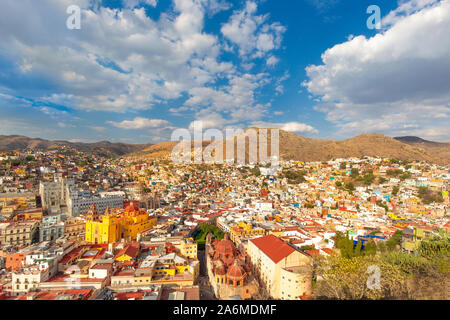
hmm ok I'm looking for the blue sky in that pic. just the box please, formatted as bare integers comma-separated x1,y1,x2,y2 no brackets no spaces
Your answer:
0,0,449,143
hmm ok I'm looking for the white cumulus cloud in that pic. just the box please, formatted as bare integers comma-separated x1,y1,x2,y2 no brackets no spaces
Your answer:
221,1,286,59
251,121,318,134
303,0,450,141
107,117,172,129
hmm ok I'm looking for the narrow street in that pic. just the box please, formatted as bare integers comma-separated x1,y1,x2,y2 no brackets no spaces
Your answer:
197,249,217,300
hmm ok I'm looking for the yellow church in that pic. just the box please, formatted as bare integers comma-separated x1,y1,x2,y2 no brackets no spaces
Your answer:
85,202,157,244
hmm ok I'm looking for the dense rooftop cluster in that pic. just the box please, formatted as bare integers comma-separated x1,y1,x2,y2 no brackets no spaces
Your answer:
0,149,448,300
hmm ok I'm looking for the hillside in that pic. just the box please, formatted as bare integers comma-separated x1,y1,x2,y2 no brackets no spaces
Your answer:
0,135,152,158
3,131,448,165
394,136,450,165
224,130,442,164
130,140,213,160
129,130,450,165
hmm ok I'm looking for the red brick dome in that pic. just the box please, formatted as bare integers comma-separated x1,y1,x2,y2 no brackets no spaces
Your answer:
125,202,139,212
223,257,235,267
226,260,246,281
214,239,236,258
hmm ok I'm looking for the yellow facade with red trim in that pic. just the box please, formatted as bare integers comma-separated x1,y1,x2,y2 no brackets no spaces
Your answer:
85,205,157,244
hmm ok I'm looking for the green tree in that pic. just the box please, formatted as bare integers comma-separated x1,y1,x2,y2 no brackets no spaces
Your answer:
354,240,362,257
387,169,401,176
400,172,411,180
377,241,387,253
335,233,356,258
350,168,359,179
418,231,450,264
386,230,402,251
392,186,400,196
363,173,375,185
377,202,389,212
251,167,261,177
345,182,355,192
418,187,444,203
364,240,377,256
314,255,407,300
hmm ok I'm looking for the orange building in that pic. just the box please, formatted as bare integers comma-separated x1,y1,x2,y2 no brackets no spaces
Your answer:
5,252,28,272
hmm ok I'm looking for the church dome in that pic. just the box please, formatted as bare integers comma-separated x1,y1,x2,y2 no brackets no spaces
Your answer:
226,260,246,281
214,239,236,258
125,202,139,212
87,204,101,221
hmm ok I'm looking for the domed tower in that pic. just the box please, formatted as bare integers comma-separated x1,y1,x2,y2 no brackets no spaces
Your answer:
226,259,247,287
124,201,139,216
86,204,100,221
214,237,236,260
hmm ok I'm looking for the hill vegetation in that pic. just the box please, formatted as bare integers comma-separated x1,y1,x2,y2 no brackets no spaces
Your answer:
313,230,450,300
3,131,449,165
0,135,152,158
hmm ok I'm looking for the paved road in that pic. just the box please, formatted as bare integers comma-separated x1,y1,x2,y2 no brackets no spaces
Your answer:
197,249,217,300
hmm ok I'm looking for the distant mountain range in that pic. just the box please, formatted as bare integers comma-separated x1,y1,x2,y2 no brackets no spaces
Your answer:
1,132,449,165
131,130,450,165
0,135,152,158
393,136,450,165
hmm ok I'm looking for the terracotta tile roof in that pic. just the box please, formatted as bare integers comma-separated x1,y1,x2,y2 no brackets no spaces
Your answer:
59,247,84,264
114,291,146,300
304,249,320,258
18,289,92,300
90,262,113,270
250,234,296,263
113,269,135,277
321,248,335,255
114,243,140,260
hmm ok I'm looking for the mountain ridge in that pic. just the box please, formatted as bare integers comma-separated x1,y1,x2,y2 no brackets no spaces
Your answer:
129,130,450,165
394,136,446,145
1,132,449,165
0,135,152,158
